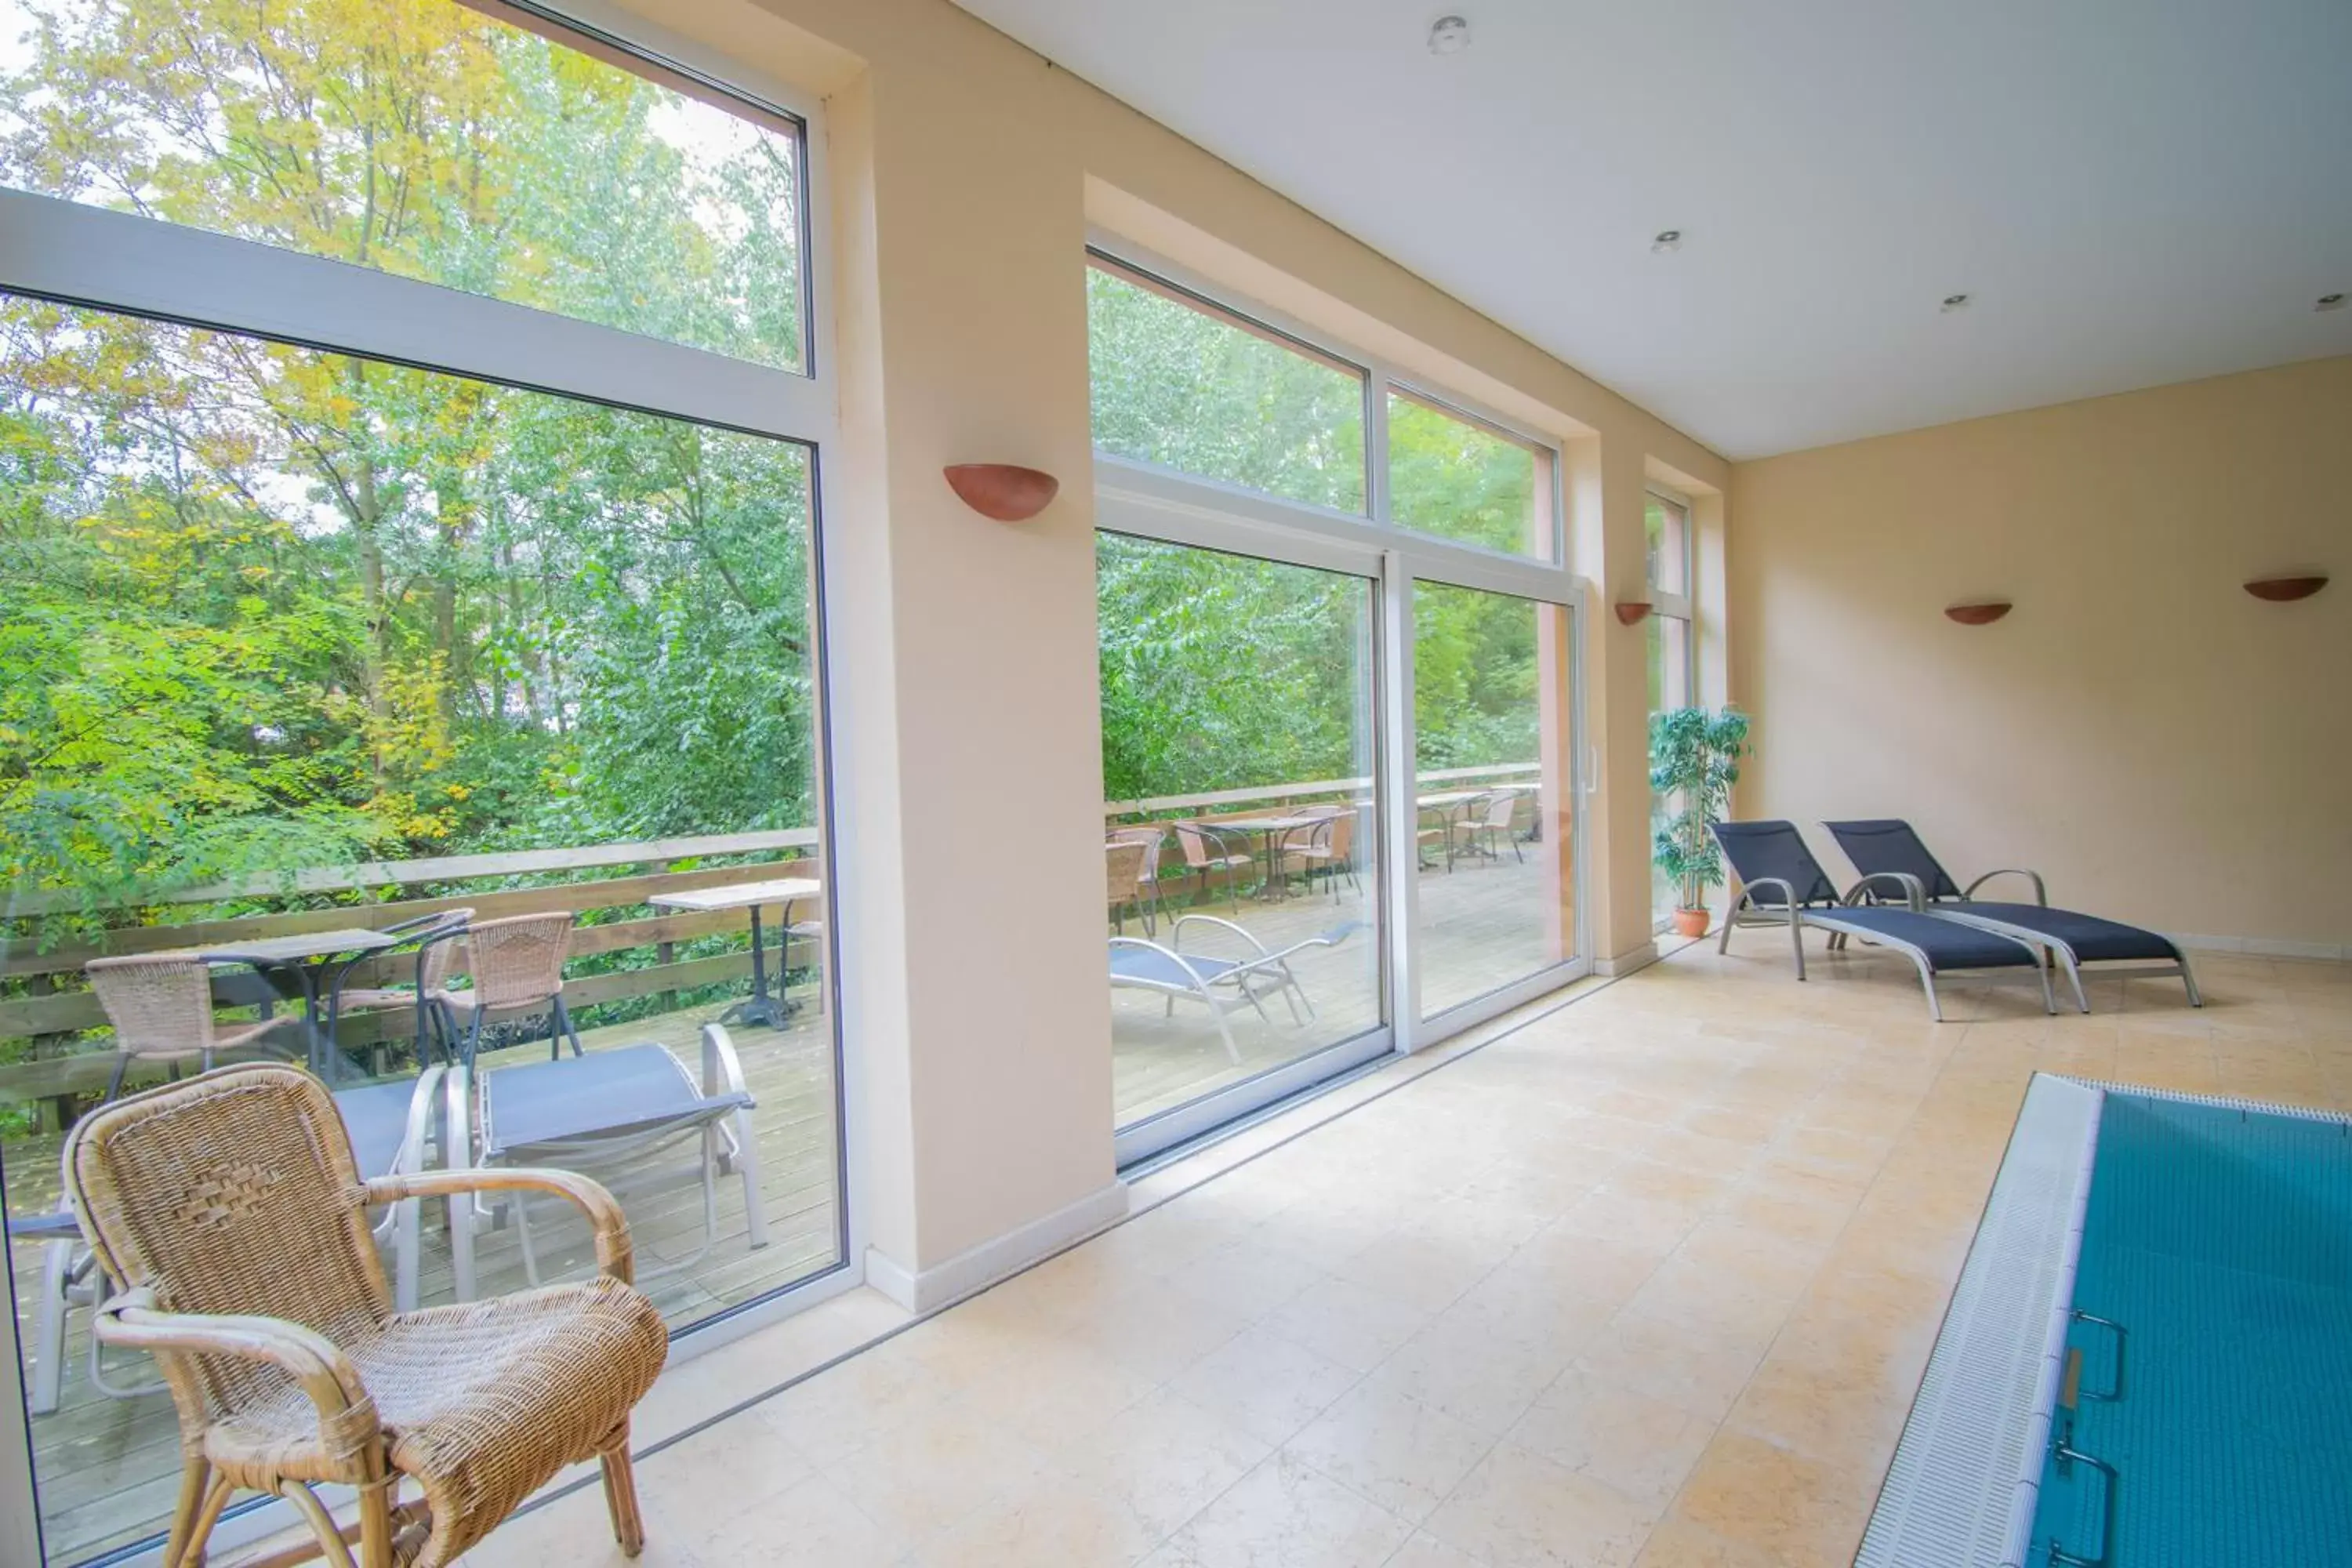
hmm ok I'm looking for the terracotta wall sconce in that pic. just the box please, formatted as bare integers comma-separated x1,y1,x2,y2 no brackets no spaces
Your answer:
1613,601,1653,626
944,463,1058,522
2243,575,2328,603
1944,601,2013,626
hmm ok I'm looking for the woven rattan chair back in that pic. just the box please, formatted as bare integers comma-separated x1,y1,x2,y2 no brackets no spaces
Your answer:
1108,826,1162,886
65,1065,391,1430
416,908,474,997
459,912,574,1011
84,956,226,1064
1105,840,1148,910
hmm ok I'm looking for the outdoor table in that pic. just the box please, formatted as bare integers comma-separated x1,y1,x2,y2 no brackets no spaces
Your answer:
1214,815,1330,900
647,877,823,1029
187,927,400,1080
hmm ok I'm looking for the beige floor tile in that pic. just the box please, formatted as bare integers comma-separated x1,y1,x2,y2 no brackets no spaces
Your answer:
1054,1387,1274,1540
1367,1312,1576,1437
1422,1441,1660,1568
677,1472,902,1567
1506,1370,1715,1509
1171,1323,1364,1446
1259,1275,1438,1372
1145,1449,1415,1566
1384,1530,1492,1567
1284,1379,1497,1523
1330,1227,1517,1315
1667,1429,1872,1567
913,1475,1162,1568
814,1403,1058,1552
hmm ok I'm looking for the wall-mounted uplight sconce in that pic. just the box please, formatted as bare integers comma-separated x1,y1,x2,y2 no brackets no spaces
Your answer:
2243,575,2328,603
1944,601,2013,626
944,463,1059,522
1613,601,1653,626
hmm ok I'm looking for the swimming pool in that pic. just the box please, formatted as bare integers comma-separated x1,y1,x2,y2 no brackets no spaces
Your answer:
1857,1076,2352,1567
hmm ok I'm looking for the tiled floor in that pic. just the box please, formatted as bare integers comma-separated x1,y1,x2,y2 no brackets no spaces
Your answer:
461,937,2350,1567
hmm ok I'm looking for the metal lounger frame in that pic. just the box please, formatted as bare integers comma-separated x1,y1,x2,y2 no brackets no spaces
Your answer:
441,1024,766,1298
1109,915,1345,1064
1718,872,2057,1022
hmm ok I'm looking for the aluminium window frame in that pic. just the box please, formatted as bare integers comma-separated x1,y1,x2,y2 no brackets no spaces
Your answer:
1646,484,1698,934
1087,238,1592,1076
0,3,858,1559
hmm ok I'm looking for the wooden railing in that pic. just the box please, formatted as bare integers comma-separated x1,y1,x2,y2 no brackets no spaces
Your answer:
4,763,1540,1109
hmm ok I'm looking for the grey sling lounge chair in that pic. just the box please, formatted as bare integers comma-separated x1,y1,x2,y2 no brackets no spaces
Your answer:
1712,821,2056,1022
1109,918,1359,1062
1823,818,2201,1011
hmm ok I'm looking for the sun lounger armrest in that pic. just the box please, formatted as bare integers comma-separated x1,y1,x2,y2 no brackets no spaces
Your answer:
365,1167,633,1286
1842,872,1926,910
1734,875,1800,912
1965,867,2049,906
1171,913,1271,956
98,1287,375,1432
700,1023,753,1102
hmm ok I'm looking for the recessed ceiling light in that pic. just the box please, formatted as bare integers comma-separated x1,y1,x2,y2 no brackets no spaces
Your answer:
1940,293,1972,313
2320,293,2347,313
1428,15,1472,54
1651,229,1683,253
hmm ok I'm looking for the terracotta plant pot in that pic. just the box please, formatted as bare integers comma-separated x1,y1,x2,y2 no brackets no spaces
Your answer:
1671,906,1711,938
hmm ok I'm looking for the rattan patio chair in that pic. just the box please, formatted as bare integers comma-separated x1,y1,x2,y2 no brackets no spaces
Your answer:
333,909,475,1067
1106,839,1150,934
448,911,583,1065
85,953,281,1102
64,1062,666,1568
1173,820,1254,913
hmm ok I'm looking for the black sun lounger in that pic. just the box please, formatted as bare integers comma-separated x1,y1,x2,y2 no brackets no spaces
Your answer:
1711,820,2055,1022
1822,818,2201,1013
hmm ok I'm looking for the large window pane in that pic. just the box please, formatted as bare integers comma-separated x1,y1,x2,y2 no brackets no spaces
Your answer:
0,0,806,371
1387,391,1554,560
1087,261,1367,513
1413,582,1576,1017
1099,533,1382,1127
1645,494,1690,596
1,296,837,1562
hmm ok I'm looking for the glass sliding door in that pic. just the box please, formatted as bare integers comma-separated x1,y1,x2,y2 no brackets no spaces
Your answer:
1100,533,1387,1160
1410,583,1580,1020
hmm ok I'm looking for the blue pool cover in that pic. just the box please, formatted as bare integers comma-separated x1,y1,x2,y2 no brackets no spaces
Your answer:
2032,1092,2352,1564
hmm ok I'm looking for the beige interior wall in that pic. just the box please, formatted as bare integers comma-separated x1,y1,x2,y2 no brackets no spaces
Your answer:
1730,354,2352,953
623,0,1731,1287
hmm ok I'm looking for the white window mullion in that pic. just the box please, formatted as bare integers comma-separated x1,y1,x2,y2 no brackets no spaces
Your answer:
0,191,834,445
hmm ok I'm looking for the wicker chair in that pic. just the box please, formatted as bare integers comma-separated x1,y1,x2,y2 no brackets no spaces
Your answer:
1106,826,1166,933
1105,840,1150,934
332,909,474,1066
1172,821,1254,913
85,954,281,1102
64,1063,666,1568
448,912,583,1065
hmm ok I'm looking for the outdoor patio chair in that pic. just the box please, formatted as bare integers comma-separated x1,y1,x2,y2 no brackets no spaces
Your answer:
1712,820,2056,1022
442,1024,766,1299
332,908,475,1068
1109,916,1360,1062
446,911,583,1064
62,1062,666,1568
1281,810,1362,901
1106,837,1152,934
1173,819,1255,912
1822,819,2201,1010
85,953,282,1102
1108,825,1168,932
1461,790,1526,864
20,1065,448,1417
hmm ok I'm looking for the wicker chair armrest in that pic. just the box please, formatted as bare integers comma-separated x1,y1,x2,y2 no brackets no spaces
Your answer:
365,1167,634,1285
96,1287,375,1426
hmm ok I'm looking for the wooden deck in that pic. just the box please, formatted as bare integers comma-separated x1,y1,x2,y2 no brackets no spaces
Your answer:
6,844,1567,1563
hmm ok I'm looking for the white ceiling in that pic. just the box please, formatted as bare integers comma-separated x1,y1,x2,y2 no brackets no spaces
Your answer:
952,0,2352,458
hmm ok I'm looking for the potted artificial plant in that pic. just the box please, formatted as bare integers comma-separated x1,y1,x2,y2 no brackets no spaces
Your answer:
1650,706,1751,938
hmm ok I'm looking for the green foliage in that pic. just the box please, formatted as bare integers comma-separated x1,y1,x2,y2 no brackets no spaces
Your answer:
0,0,820,935
1649,706,1750,909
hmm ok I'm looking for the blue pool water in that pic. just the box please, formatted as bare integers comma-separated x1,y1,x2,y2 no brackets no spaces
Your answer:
2031,1093,2352,1565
